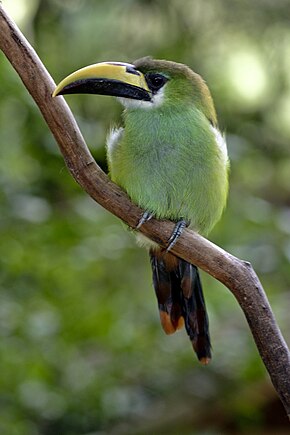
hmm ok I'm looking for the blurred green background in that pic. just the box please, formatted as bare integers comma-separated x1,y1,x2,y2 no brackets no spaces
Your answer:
1,0,290,434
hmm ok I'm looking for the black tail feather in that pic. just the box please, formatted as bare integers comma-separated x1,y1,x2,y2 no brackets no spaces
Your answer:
150,249,211,363
150,251,184,334
179,261,211,362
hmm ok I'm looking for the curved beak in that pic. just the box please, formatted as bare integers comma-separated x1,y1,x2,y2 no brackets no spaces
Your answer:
53,61,151,101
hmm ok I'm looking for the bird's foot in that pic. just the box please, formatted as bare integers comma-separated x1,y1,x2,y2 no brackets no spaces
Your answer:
136,211,154,229
166,219,189,252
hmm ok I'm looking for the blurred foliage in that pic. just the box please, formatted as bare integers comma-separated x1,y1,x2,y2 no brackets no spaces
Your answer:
1,0,290,434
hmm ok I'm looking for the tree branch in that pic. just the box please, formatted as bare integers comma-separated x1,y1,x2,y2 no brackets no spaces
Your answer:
1,6,290,418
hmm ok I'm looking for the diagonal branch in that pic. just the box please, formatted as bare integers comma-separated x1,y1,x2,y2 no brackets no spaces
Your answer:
1,6,290,418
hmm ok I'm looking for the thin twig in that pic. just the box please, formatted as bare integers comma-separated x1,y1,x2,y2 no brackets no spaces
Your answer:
1,6,290,418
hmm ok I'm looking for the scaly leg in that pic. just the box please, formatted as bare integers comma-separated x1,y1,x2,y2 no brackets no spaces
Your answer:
166,219,189,252
136,211,154,229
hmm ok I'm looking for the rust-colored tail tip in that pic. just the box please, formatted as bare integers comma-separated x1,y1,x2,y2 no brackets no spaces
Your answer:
159,311,176,335
176,316,184,330
159,311,185,335
199,357,211,365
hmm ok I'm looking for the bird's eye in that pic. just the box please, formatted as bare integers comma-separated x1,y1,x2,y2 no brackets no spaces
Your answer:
145,73,168,92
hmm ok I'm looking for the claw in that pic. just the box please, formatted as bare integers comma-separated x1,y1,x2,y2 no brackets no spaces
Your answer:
166,219,188,251
136,211,154,229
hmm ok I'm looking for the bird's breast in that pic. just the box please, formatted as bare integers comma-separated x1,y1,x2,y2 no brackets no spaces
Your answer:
108,108,228,234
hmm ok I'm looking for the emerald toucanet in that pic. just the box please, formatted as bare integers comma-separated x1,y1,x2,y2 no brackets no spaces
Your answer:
53,57,229,364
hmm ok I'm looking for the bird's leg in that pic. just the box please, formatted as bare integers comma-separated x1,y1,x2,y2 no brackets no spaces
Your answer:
166,219,189,252
136,211,154,229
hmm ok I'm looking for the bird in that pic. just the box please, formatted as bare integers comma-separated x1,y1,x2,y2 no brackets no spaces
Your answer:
53,57,229,364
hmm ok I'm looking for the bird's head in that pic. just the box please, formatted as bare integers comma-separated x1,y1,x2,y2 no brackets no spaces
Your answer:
53,57,217,125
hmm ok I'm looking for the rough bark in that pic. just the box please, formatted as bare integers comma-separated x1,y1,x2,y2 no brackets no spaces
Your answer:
1,6,290,418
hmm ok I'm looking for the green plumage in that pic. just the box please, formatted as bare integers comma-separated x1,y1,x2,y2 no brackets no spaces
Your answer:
106,59,229,362
108,59,228,235
109,103,228,235
54,57,229,362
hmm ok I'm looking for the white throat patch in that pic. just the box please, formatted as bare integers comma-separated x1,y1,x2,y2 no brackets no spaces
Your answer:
117,86,165,110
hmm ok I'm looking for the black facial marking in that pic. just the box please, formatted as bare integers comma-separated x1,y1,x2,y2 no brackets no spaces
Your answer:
145,73,168,93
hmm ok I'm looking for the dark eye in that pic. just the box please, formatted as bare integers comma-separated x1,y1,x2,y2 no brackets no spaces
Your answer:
145,73,168,92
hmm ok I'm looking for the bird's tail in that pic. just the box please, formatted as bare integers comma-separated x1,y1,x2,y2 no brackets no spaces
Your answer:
149,249,211,364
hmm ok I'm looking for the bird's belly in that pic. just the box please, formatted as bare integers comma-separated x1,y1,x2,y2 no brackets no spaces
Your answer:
111,148,227,235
